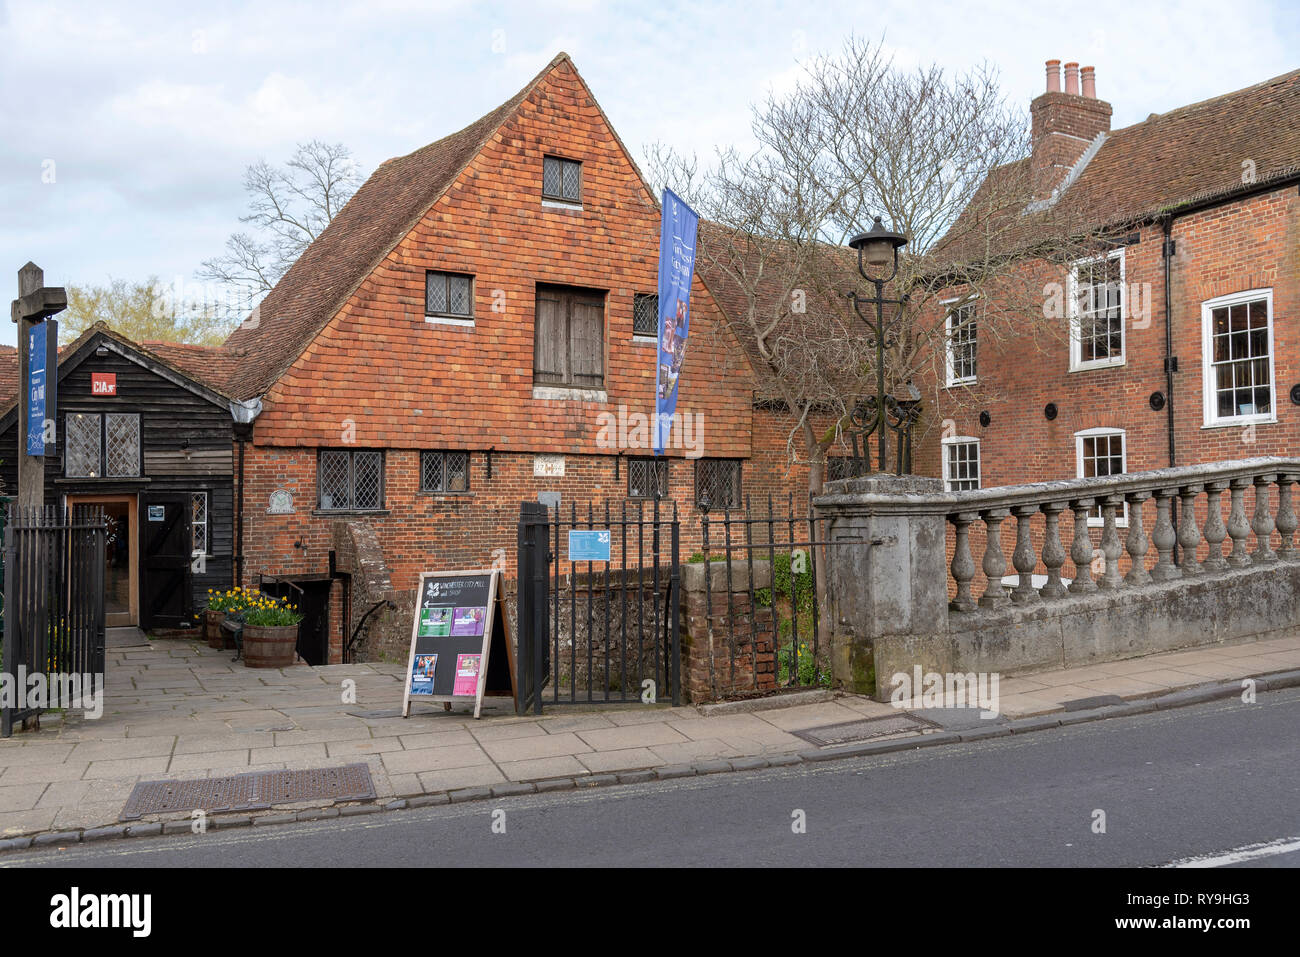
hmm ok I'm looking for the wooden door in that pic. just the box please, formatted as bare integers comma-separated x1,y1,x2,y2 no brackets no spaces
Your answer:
140,493,192,630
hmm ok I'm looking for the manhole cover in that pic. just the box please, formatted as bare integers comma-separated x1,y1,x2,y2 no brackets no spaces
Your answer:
792,713,938,747
121,764,376,820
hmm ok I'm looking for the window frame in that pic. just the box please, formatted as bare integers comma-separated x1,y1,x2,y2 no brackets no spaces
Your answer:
420,450,471,494
63,411,141,479
541,154,583,205
941,436,981,491
424,270,475,325
1067,248,1126,372
1074,427,1128,527
191,491,209,556
943,297,978,387
627,456,669,500
632,292,659,340
1200,288,1276,428
316,449,386,512
694,458,742,510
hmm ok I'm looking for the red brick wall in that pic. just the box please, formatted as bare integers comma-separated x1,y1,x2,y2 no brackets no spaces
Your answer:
923,186,1300,489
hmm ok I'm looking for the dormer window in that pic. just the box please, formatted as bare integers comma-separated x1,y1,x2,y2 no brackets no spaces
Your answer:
542,155,582,204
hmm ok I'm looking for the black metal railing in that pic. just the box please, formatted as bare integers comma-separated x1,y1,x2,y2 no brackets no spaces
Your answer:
517,500,681,713
697,494,830,693
2,505,106,737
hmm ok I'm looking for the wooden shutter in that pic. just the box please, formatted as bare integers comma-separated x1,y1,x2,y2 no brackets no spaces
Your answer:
534,287,567,384
569,295,604,387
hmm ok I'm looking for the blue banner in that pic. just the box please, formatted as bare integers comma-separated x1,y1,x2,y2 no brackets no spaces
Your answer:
27,324,47,456
653,188,699,455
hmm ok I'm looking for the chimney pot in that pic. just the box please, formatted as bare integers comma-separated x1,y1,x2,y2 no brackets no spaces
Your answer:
1045,59,1061,93
1064,62,1080,96
1081,65,1096,99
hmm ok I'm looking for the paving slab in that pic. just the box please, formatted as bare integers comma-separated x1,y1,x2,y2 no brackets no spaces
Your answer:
479,732,593,763
576,723,689,751
381,745,495,775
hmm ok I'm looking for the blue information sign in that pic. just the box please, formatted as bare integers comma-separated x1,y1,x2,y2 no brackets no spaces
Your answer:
568,529,611,563
27,324,47,456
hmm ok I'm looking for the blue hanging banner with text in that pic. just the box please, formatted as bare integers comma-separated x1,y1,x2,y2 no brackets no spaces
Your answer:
26,323,48,456
653,188,699,455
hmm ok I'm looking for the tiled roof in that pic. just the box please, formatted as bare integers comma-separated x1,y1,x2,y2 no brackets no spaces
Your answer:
141,340,246,394
221,54,571,400
934,68,1300,267
0,346,17,408
0,323,235,417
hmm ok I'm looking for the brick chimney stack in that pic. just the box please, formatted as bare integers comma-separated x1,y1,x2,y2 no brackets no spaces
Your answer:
1030,58,1112,202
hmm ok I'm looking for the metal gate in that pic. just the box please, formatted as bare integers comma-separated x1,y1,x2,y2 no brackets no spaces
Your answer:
697,495,829,692
517,500,681,713
1,505,107,737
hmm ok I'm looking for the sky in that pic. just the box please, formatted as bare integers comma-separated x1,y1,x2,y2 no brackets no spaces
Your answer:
1,0,1296,346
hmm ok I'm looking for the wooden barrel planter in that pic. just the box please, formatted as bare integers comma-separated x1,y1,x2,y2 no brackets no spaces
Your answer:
204,609,225,649
242,623,299,668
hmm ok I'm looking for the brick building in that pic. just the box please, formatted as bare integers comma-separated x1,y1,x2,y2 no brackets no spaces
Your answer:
214,53,817,661
921,61,1300,494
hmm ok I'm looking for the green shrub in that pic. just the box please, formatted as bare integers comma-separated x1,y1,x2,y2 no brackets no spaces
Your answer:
755,552,814,613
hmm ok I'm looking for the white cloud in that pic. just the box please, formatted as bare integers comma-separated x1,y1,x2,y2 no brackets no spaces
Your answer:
0,0,1296,348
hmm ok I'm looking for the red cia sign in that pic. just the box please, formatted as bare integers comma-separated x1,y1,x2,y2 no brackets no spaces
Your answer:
91,373,117,396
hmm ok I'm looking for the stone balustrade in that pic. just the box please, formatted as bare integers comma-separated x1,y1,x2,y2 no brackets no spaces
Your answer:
814,458,1300,699
942,458,1299,608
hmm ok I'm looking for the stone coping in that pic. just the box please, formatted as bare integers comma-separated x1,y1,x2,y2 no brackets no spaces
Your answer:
817,456,1300,512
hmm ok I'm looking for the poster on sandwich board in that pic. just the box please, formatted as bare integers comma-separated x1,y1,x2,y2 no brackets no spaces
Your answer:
401,568,515,720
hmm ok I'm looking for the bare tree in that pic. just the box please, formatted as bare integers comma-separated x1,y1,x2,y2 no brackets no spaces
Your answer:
647,35,1117,499
199,140,363,314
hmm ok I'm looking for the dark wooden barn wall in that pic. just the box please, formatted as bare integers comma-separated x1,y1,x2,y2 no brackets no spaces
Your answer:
0,348,236,617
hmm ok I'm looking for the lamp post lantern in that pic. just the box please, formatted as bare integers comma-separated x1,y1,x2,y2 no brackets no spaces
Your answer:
846,217,919,476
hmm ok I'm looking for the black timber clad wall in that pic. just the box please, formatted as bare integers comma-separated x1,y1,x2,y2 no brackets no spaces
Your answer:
0,349,236,620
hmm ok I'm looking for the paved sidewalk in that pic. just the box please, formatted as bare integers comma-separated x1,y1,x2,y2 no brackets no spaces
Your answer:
1,632,1298,842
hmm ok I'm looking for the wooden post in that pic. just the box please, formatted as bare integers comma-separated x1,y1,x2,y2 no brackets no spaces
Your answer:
11,262,66,509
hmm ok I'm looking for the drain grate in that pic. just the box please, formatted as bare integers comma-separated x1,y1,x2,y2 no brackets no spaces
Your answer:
121,763,376,820
792,713,939,747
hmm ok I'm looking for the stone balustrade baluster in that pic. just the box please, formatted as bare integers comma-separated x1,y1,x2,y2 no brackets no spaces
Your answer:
1227,478,1252,567
1202,481,1229,572
1039,502,1068,599
1124,491,1152,585
1177,484,1203,576
949,511,978,612
1275,473,1297,560
1068,499,1097,593
1252,473,1277,564
1151,488,1180,581
1098,496,1125,589
1011,505,1040,603
979,509,1011,608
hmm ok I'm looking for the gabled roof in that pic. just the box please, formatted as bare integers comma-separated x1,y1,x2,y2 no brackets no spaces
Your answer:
0,323,235,430
221,54,573,400
934,67,1300,265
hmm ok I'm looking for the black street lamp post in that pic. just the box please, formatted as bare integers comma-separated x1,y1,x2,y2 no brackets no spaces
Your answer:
846,216,920,475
